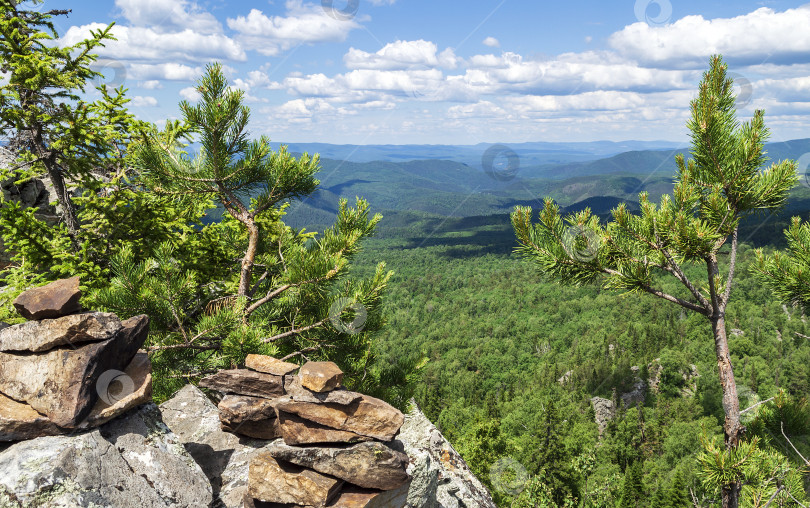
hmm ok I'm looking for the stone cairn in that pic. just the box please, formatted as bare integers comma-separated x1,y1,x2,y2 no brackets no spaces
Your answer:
0,276,151,441
199,356,411,508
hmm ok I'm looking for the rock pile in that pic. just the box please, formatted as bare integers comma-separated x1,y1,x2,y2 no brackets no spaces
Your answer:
0,276,151,441
199,355,411,507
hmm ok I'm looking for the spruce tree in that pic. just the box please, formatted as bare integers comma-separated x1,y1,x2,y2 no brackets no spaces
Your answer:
668,471,690,508
619,460,643,507
0,1,202,302
650,485,667,508
512,55,797,507
0,0,119,239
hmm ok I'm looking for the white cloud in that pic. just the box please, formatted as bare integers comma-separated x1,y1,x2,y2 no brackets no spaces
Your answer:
609,5,810,68
179,87,201,102
482,37,500,48
226,1,361,56
128,63,204,81
130,95,159,107
448,100,506,118
344,40,458,70
60,23,245,63
114,0,222,34
138,80,163,89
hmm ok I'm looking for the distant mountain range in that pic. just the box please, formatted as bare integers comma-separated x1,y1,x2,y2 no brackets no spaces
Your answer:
281,138,810,232
269,140,687,167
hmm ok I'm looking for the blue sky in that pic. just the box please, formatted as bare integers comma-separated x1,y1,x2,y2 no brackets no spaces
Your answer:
35,0,810,144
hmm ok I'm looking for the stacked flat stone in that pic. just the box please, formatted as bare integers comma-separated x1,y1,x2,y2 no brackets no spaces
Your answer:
0,276,151,441
200,355,410,508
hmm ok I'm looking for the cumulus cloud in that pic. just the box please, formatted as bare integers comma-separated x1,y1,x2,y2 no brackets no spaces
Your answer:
114,0,222,34
138,80,163,89
128,63,204,81
60,23,245,63
344,40,458,70
130,95,159,107
609,5,810,68
482,37,500,48
179,86,201,102
226,0,361,56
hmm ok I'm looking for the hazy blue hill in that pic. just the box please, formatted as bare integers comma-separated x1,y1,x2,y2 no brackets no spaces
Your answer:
278,138,810,241
271,140,685,167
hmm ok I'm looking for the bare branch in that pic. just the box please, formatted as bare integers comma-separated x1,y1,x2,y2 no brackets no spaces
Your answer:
740,396,775,415
781,421,810,465
261,318,328,343
603,268,708,314
280,344,336,362
762,486,785,508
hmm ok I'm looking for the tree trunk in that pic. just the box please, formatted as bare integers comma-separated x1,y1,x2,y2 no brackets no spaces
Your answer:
44,164,80,238
31,126,81,248
238,220,259,299
711,314,743,508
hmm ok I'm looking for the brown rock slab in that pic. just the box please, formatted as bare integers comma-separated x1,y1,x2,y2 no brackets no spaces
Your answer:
218,395,281,439
275,394,405,442
0,351,152,440
200,369,284,398
245,354,299,376
284,376,362,405
248,452,343,507
0,314,149,428
299,361,344,393
80,351,153,428
267,440,409,490
277,410,372,446
13,276,82,320
0,311,122,352
0,391,63,441
244,483,411,508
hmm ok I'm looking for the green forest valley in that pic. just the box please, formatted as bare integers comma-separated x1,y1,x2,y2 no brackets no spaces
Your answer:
1,4,810,508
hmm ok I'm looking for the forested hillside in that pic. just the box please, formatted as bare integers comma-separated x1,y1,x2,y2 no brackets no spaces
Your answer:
348,214,810,505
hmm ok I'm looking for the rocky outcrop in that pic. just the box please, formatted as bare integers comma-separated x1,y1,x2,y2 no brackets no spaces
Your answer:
159,384,262,508
0,145,56,218
394,403,496,508
0,382,493,508
0,403,213,507
591,396,615,435
0,315,492,508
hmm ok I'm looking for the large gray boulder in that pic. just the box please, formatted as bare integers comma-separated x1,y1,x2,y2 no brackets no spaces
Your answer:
0,403,212,507
158,384,273,508
393,403,496,508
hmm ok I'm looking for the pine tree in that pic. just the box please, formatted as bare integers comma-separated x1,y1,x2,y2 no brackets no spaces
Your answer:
512,55,797,508
95,64,395,401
